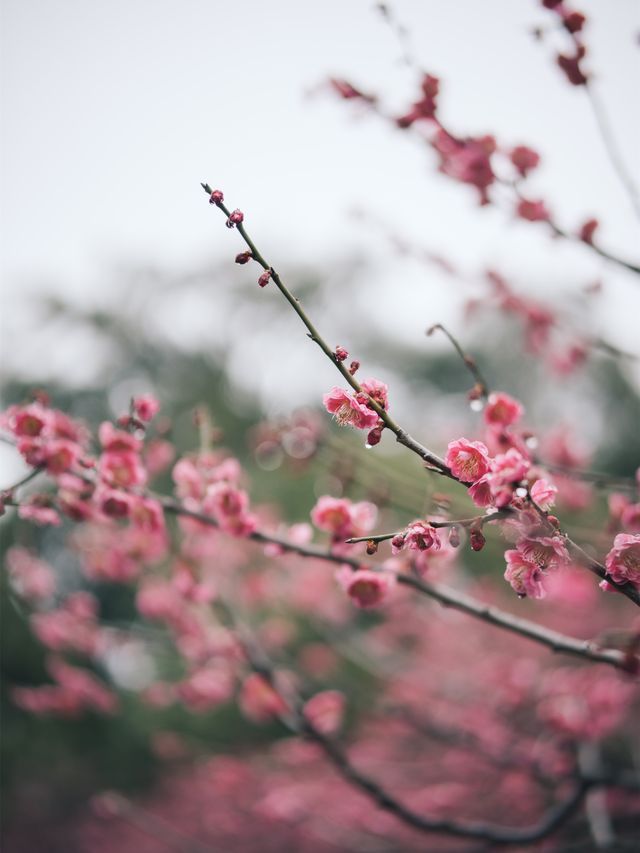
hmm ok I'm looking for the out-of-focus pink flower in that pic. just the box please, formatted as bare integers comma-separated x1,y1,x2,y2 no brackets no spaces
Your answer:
488,449,531,507
39,439,81,475
445,438,490,483
504,550,546,599
137,581,186,626
13,657,118,717
516,198,550,222
303,690,345,735
337,567,395,608
99,450,146,488
98,422,141,453
530,478,557,511
6,547,56,602
432,131,496,204
202,481,256,537
18,499,61,526
621,503,640,533
31,592,102,656
96,487,133,519
130,496,165,532
239,673,289,723
605,534,640,587
177,666,233,712
144,438,176,477
133,394,160,422
3,402,51,437
484,393,523,428
538,667,633,741
311,496,376,540
509,146,540,177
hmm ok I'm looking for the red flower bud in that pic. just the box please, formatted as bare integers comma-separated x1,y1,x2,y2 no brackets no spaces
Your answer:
235,251,252,265
334,346,348,362
448,526,461,548
258,271,272,288
366,426,383,447
579,218,598,245
391,534,406,552
226,209,244,228
348,360,360,375
209,189,224,205
470,528,486,552
365,540,378,556
564,12,586,34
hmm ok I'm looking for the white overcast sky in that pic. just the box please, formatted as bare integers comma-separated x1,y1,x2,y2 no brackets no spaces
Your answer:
1,0,639,369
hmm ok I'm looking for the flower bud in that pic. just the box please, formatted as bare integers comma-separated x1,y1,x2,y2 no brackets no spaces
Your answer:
258,271,272,288
470,527,486,552
334,346,348,362
235,251,252,265
448,525,461,548
366,426,383,447
209,189,224,205
226,209,244,228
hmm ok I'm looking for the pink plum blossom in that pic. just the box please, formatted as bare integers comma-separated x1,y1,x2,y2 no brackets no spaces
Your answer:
360,378,389,411
303,690,345,734
484,392,523,428
516,536,569,571
530,478,557,511
6,547,56,602
392,521,441,554
99,450,146,489
605,534,640,587
311,495,377,540
98,421,141,453
133,394,160,422
323,387,379,430
336,567,395,608
504,550,546,599
239,673,289,723
445,438,490,483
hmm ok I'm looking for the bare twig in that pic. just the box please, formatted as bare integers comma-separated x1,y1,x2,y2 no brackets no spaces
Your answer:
427,323,489,400
202,183,453,479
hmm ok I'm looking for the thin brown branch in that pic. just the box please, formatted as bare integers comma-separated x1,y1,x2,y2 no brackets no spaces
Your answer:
1,465,44,494
159,496,632,671
201,184,640,607
427,323,489,400
223,604,597,846
201,183,453,479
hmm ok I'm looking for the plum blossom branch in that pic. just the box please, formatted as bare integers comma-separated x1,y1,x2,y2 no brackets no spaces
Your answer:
159,496,632,671
526,495,640,607
537,0,640,220
330,73,640,277
344,510,510,544
201,183,453,479
224,604,605,846
200,188,640,607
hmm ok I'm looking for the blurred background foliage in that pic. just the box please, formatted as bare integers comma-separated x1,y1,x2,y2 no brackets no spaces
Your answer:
2,255,639,835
